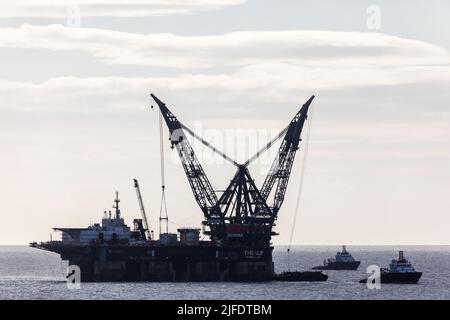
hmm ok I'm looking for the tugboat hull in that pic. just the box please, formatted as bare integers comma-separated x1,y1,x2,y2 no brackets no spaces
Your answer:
359,272,422,284
312,261,360,271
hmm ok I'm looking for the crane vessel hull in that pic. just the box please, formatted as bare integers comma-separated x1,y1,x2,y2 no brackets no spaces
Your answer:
31,241,274,282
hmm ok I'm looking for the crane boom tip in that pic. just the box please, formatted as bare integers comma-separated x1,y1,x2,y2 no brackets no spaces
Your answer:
150,93,166,107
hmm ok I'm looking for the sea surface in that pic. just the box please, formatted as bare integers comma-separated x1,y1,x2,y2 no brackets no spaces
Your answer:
0,245,449,300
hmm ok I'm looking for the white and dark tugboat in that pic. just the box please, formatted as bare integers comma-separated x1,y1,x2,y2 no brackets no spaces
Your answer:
312,246,361,270
360,251,422,284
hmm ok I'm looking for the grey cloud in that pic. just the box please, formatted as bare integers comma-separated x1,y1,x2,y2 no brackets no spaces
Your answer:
0,0,245,18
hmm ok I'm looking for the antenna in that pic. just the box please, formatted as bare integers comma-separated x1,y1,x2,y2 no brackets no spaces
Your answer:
113,191,121,219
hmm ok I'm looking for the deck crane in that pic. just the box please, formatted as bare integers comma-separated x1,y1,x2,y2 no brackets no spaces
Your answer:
150,93,314,247
133,179,151,240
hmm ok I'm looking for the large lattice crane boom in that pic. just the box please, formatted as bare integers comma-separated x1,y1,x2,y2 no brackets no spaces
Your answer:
260,95,314,214
150,94,219,219
150,93,313,246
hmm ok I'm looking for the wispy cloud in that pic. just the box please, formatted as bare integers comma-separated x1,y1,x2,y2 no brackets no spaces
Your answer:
1,24,450,97
1,24,448,69
0,0,245,18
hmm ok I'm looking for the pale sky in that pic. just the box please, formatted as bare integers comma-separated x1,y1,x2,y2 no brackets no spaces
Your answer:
1,0,449,245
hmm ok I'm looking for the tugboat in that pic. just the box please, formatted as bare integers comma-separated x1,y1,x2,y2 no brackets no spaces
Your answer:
312,246,360,270
360,251,422,284
273,271,328,282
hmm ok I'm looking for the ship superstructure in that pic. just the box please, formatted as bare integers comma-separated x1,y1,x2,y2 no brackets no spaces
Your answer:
54,192,133,245
386,251,417,273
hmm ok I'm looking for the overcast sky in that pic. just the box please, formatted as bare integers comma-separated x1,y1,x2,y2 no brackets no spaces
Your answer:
1,0,449,245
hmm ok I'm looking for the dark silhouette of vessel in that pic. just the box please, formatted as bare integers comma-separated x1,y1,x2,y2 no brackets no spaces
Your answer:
360,251,422,284
30,192,275,282
312,246,360,270
273,271,328,282
29,94,315,283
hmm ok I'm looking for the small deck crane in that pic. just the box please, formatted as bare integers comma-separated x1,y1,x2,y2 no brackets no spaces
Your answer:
133,179,151,240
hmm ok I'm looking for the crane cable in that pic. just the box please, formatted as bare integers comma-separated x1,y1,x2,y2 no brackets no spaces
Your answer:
159,110,169,236
181,117,290,168
287,101,315,270
181,122,239,167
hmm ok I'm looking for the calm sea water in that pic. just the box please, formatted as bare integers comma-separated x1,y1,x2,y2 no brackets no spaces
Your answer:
0,246,449,300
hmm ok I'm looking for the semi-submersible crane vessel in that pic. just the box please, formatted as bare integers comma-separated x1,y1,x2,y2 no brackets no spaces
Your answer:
30,94,314,282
